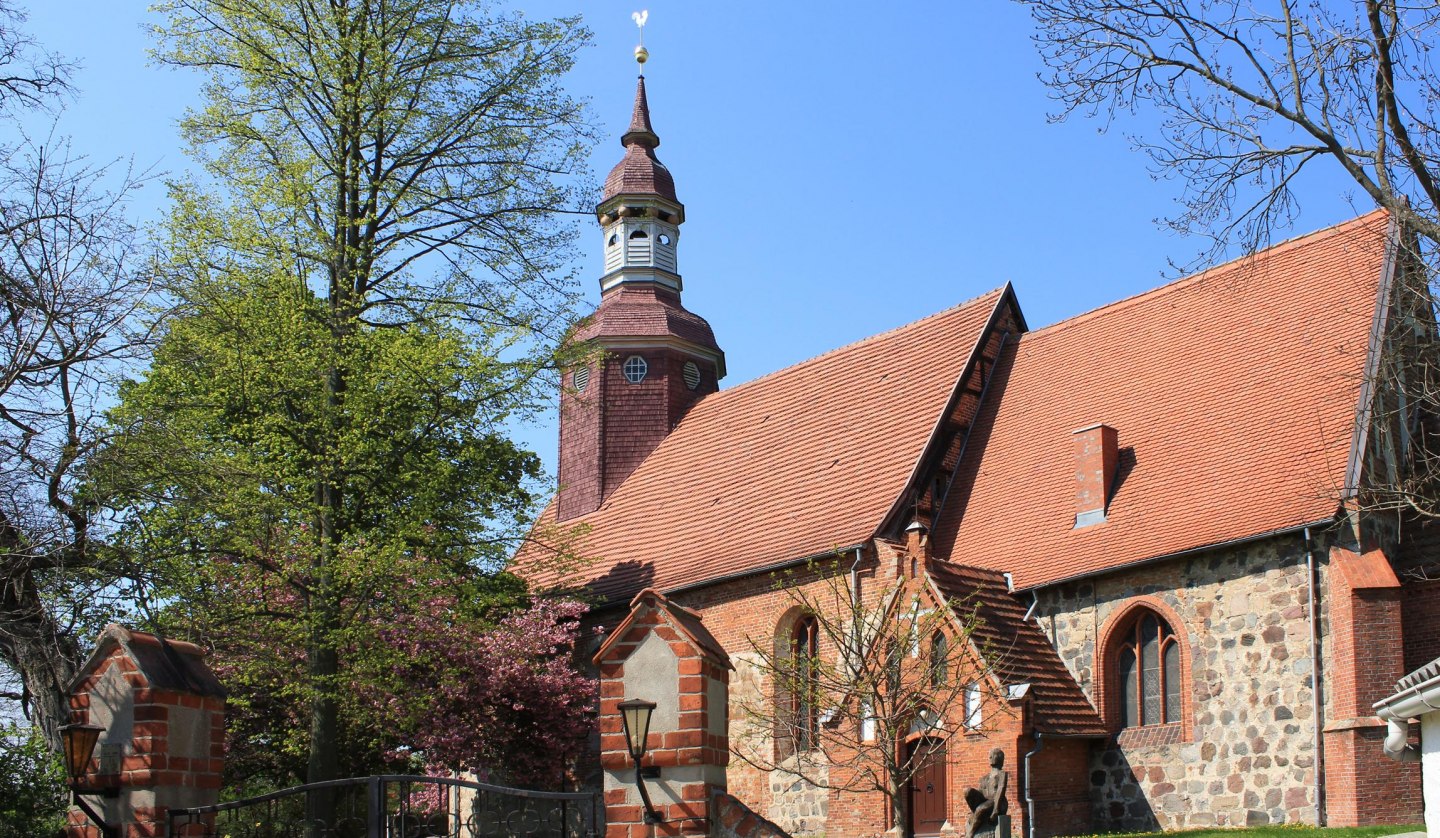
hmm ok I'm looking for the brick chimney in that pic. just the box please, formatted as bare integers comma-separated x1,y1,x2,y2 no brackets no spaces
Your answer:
1072,423,1118,528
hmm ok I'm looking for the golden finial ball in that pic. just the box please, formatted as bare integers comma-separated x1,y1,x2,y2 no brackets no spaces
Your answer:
634,45,649,64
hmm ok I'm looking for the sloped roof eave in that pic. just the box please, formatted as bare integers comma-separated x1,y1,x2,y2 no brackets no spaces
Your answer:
1013,515,1341,594
1341,211,1404,501
638,541,870,608
876,283,1021,538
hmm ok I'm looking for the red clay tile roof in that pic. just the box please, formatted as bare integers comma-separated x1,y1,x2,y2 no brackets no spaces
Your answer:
931,211,1395,590
927,561,1107,736
527,288,1009,604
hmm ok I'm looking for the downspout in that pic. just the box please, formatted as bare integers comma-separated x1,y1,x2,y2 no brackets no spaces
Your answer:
850,546,864,604
1382,717,1422,763
1304,527,1327,825
849,546,865,674
1024,732,1044,838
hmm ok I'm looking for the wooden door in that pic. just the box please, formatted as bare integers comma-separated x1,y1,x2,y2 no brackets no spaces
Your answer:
907,737,947,837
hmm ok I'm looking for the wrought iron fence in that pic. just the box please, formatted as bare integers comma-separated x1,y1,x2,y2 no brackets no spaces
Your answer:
166,774,601,838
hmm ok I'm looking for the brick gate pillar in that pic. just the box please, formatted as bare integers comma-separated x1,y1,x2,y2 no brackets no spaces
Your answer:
64,624,226,838
594,589,731,838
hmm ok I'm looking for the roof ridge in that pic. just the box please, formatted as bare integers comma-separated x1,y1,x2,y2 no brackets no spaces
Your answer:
1023,209,1389,341
702,286,1007,402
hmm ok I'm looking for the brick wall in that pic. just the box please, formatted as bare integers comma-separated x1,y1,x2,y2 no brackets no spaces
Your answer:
557,362,603,520
558,347,717,521
1392,519,1440,672
680,562,845,834
672,548,1058,838
1024,737,1092,838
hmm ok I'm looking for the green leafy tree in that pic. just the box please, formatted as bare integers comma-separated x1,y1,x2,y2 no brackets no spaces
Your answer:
0,723,66,838
110,0,595,788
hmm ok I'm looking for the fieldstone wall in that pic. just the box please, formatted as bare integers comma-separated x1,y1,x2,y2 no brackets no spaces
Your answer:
1035,530,1330,831
766,765,827,837
712,792,793,838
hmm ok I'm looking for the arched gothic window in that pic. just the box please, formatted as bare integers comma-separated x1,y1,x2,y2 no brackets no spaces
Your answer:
1115,611,1182,728
792,615,820,751
929,632,947,688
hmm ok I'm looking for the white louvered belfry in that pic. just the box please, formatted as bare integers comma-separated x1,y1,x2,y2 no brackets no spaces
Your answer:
603,215,679,280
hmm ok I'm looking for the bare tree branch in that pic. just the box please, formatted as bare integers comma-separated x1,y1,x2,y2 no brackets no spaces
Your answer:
730,558,1011,831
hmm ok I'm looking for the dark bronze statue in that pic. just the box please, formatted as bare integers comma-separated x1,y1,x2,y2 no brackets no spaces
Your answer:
964,748,1009,838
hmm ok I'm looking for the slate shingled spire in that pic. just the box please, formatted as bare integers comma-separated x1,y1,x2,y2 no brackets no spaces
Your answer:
621,75,660,148
603,75,677,203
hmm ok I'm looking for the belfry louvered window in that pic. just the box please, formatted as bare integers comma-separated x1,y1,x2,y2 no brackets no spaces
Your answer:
1116,612,1181,728
626,228,651,264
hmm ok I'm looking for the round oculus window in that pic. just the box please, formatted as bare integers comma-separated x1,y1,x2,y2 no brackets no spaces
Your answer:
623,355,648,383
682,361,701,390
658,233,672,246
573,366,590,393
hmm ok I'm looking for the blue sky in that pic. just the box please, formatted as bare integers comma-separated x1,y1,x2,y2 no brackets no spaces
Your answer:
21,1,1370,478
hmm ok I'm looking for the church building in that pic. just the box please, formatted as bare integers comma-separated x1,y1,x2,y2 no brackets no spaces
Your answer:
522,58,1437,837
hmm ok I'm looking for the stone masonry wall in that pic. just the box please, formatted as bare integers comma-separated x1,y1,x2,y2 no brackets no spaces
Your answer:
711,792,792,838
1035,531,1328,831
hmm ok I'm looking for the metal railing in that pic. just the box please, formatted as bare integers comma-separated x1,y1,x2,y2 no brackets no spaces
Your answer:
165,774,601,838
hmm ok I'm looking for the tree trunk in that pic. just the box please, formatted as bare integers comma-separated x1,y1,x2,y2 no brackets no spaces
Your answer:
0,564,81,750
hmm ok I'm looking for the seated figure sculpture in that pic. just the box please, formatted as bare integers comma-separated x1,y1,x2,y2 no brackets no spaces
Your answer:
964,748,1009,838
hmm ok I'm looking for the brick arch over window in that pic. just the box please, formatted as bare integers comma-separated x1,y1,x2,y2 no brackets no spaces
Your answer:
1096,596,1193,745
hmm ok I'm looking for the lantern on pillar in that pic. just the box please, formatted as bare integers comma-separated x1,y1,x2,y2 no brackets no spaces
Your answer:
616,698,663,823
58,722,120,838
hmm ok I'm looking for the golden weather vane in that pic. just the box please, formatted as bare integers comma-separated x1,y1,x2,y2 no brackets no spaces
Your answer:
632,10,649,66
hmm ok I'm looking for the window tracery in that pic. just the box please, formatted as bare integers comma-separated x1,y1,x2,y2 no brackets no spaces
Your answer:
1113,610,1181,728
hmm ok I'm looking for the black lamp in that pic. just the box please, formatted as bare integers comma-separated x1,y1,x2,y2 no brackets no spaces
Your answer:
59,722,121,838
616,698,663,824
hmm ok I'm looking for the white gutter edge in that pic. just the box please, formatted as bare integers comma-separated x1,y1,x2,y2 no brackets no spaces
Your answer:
1372,669,1440,763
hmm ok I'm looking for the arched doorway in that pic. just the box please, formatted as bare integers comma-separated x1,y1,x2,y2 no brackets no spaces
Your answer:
906,736,947,837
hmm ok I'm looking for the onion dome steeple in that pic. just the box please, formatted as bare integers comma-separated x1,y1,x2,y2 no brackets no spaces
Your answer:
556,27,725,522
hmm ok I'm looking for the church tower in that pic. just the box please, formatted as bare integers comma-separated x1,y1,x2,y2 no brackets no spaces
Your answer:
556,46,725,522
